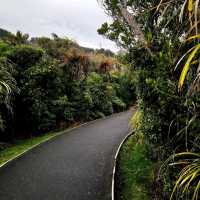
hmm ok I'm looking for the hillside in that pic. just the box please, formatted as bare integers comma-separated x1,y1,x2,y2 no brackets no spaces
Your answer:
0,28,135,142
0,28,11,38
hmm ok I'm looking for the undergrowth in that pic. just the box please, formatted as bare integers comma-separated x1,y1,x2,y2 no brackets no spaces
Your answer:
115,135,155,200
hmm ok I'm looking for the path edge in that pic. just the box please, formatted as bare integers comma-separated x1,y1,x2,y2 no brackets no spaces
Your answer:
0,110,129,169
111,131,134,200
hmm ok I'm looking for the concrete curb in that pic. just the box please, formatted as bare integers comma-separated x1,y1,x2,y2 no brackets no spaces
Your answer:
0,110,129,169
111,131,134,200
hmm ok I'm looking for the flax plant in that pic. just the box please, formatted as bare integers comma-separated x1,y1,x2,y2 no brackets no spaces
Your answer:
156,0,200,199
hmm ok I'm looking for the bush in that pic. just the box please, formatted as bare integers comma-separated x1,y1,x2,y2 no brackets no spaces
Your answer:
0,32,135,141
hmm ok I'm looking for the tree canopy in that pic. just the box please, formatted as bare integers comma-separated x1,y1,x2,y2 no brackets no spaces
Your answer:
0,29,135,141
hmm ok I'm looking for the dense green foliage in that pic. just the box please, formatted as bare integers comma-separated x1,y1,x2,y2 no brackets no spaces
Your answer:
0,29,135,142
98,0,200,199
116,135,154,200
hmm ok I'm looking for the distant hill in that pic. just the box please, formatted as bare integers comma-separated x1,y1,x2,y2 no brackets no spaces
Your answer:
0,28,115,56
0,28,12,38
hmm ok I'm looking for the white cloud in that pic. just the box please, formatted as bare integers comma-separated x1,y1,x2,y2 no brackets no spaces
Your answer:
0,0,118,51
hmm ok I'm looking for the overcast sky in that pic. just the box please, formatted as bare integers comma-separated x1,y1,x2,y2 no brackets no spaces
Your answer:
0,0,118,51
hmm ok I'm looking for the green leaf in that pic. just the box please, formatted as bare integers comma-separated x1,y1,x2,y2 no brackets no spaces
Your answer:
178,44,200,90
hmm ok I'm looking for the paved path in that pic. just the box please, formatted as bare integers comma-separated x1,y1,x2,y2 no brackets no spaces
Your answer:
0,110,132,200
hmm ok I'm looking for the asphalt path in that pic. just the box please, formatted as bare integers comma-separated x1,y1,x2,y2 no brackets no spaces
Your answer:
0,110,132,200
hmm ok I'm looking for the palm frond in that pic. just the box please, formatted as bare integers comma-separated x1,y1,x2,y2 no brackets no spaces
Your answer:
178,44,200,90
186,34,200,41
160,152,200,200
169,154,200,200
175,45,197,71
188,0,194,12
180,0,189,22
194,0,200,34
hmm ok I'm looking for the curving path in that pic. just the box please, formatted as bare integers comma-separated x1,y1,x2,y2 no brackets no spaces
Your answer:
0,110,133,200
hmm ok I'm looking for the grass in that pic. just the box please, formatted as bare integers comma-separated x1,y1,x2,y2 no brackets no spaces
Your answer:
115,135,155,200
0,131,64,166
